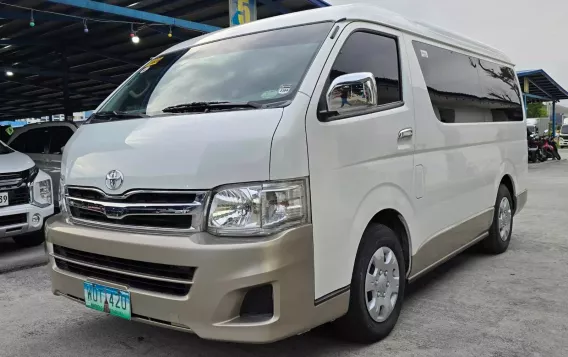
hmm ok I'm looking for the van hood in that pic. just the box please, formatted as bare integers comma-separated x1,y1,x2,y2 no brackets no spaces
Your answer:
63,109,284,193
0,151,35,173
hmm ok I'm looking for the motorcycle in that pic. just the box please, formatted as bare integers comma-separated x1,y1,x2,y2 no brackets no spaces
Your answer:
527,133,547,162
543,136,561,160
527,135,539,163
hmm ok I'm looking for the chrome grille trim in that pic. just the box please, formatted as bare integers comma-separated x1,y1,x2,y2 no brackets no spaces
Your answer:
51,253,194,285
66,186,209,234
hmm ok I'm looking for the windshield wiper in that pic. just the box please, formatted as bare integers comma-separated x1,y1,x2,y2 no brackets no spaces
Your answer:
89,111,148,122
161,101,263,113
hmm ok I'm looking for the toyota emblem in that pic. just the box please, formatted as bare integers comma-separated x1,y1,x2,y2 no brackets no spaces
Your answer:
105,170,124,190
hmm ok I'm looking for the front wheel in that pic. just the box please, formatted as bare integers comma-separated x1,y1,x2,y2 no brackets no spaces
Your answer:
482,184,513,254
334,224,406,343
554,151,561,160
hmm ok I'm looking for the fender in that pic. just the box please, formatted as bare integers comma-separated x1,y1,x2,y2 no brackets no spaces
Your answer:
347,182,415,279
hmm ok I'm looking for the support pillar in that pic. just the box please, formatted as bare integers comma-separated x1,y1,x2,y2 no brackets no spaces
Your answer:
61,50,73,121
552,101,556,138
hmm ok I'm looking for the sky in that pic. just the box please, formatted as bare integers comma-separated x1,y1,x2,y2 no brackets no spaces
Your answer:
326,0,568,104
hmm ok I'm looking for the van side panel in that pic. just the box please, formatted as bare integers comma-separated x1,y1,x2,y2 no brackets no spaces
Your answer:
404,34,526,276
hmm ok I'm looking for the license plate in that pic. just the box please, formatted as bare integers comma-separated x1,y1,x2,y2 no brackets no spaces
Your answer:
0,192,8,207
83,282,131,320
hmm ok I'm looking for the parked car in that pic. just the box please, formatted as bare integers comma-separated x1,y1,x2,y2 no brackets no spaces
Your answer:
559,125,568,148
46,4,527,344
7,122,77,209
0,141,54,247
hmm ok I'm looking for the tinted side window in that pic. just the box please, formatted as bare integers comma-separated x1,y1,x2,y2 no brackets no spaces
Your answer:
477,60,523,122
413,42,483,124
10,129,49,153
48,126,74,154
328,31,401,108
413,41,522,123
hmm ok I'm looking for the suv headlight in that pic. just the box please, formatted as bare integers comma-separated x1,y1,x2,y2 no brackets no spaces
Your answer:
32,178,53,208
59,175,67,214
207,179,309,236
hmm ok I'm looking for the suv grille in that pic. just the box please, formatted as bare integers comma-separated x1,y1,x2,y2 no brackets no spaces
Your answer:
65,187,207,233
53,245,195,296
0,169,33,207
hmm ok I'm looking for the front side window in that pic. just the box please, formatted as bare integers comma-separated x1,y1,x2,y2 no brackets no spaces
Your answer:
318,31,402,121
330,31,402,106
98,23,333,117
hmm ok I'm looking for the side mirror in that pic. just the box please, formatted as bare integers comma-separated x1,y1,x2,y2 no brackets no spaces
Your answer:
325,72,377,115
60,146,65,154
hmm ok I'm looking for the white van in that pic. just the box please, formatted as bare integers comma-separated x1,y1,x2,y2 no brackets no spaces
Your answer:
1,141,54,247
46,4,528,343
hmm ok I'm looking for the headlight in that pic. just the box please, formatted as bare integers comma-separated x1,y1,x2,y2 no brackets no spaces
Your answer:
32,178,53,208
207,179,308,236
59,175,67,213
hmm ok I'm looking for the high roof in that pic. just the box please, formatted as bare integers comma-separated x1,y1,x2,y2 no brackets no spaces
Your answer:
0,0,326,121
517,69,568,103
162,4,513,65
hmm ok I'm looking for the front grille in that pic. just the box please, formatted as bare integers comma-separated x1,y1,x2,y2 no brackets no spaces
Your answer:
69,207,192,229
66,186,207,232
0,213,26,227
7,186,31,206
53,245,195,296
0,168,33,207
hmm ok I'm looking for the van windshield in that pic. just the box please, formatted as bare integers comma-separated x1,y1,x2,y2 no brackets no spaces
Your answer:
97,23,333,117
561,125,568,135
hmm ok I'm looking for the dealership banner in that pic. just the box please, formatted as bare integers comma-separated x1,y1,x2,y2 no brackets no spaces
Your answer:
229,0,257,26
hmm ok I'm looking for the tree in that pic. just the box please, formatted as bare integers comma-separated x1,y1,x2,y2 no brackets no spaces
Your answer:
527,103,548,118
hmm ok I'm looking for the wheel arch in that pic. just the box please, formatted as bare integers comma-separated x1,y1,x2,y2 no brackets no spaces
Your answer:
348,184,415,281
499,174,516,212
369,209,412,277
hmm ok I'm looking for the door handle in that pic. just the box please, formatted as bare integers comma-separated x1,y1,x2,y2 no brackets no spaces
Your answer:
398,128,413,139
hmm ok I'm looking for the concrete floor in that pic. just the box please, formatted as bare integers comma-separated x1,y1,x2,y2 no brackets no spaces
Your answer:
1,156,567,357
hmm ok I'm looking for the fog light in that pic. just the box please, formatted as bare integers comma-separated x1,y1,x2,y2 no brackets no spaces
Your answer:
31,214,42,227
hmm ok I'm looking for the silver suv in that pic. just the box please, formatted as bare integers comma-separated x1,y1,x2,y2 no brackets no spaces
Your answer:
7,122,77,209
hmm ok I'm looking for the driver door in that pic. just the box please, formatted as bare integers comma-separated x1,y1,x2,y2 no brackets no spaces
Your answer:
305,23,416,299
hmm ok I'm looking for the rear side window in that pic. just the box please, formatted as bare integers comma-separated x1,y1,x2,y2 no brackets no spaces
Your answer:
10,128,49,153
320,31,402,121
413,41,522,123
477,60,523,122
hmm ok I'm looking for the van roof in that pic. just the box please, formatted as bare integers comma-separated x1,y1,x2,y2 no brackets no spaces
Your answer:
160,4,513,65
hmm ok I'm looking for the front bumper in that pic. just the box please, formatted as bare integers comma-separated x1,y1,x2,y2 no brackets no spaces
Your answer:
45,216,348,343
0,203,54,239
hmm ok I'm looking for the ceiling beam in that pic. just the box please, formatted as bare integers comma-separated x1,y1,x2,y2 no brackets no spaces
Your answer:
47,0,221,33
257,0,290,14
0,39,143,67
1,66,123,85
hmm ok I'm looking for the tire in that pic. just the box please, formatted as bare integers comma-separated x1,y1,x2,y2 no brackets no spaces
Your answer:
12,230,45,248
554,151,561,160
482,184,513,254
334,224,406,343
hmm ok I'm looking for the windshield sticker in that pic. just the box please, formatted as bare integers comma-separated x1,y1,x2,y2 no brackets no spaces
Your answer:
261,90,279,99
278,84,293,95
420,50,429,58
140,57,163,73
